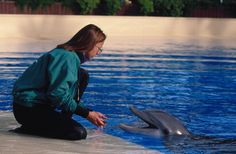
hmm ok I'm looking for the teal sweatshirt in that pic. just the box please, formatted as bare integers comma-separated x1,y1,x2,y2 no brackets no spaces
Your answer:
13,48,89,117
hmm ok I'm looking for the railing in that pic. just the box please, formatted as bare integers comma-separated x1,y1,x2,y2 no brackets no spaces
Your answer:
187,6,236,18
0,1,73,15
0,1,235,18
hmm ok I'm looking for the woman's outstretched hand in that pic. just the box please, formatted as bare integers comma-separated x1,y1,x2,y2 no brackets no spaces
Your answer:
87,111,107,128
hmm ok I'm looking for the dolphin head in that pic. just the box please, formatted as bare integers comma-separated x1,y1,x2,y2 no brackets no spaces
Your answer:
119,106,191,137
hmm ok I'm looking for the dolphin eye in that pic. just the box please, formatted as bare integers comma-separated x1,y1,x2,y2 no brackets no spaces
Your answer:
176,130,182,135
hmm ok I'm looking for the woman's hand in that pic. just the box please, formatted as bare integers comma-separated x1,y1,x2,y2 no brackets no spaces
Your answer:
87,111,107,128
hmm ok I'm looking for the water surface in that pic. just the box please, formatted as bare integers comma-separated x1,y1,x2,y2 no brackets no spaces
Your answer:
0,45,236,153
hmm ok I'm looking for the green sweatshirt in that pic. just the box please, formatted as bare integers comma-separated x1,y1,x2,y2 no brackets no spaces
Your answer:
13,48,89,117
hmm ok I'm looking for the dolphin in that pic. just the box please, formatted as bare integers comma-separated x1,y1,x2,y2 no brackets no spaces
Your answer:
119,106,236,153
119,106,191,137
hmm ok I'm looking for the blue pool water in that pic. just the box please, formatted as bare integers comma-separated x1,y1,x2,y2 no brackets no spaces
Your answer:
0,45,236,153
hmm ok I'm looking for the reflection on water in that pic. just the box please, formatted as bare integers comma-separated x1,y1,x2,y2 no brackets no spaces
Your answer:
0,45,236,153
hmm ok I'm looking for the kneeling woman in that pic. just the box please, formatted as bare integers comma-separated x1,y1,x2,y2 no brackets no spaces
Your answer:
12,24,107,140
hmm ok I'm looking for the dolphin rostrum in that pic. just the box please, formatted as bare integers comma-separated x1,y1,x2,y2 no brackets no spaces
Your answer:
119,106,191,137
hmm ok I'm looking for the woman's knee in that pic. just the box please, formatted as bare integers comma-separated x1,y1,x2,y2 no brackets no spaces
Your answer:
76,126,87,139
67,126,87,140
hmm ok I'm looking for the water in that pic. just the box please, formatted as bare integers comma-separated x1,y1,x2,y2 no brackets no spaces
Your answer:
0,45,236,153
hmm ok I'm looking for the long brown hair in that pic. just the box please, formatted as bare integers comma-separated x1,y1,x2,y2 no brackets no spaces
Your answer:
57,24,106,53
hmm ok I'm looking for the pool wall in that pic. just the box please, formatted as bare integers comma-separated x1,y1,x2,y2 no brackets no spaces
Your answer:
0,15,236,52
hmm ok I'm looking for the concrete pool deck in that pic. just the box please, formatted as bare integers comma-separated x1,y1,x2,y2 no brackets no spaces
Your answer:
0,112,160,154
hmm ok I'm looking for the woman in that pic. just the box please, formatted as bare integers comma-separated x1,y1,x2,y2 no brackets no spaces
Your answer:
12,24,107,140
